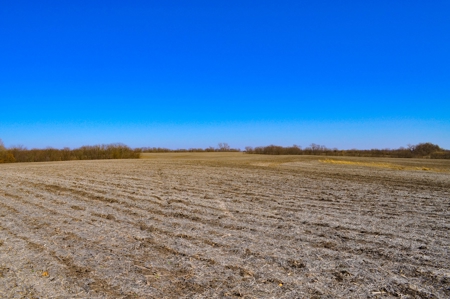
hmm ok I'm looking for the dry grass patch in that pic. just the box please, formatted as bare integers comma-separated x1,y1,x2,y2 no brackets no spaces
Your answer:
319,158,447,172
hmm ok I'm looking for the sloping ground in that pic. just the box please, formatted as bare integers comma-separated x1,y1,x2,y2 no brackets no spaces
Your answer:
0,154,449,298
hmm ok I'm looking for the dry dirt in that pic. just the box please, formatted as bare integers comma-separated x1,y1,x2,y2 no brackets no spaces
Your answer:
0,153,449,298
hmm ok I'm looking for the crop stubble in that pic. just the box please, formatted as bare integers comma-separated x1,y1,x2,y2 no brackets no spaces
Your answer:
0,153,449,298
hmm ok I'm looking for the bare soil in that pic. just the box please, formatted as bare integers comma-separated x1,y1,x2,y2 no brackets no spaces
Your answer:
1,153,449,298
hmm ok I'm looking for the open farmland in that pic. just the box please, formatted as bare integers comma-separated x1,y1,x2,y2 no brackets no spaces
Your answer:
0,153,449,298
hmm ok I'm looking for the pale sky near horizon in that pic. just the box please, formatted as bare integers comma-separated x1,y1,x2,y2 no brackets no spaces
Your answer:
1,1,449,150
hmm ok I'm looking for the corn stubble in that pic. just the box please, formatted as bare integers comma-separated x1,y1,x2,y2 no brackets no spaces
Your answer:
0,154,449,298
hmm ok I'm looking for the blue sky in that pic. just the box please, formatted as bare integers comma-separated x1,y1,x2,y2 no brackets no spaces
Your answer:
1,1,449,149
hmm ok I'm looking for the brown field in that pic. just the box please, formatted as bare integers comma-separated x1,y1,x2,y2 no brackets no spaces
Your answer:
1,153,449,298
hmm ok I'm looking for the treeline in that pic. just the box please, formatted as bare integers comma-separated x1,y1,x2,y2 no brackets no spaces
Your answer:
138,143,240,153
1,143,140,163
244,142,450,159
2,139,449,164
0,141,241,163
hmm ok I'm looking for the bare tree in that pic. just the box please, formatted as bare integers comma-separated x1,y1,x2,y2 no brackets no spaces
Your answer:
218,143,230,151
310,143,320,152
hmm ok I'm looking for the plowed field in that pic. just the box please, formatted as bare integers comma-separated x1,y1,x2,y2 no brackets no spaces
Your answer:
1,153,449,298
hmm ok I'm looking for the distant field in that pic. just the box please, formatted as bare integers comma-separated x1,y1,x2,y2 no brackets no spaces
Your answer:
141,152,450,171
1,153,449,298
